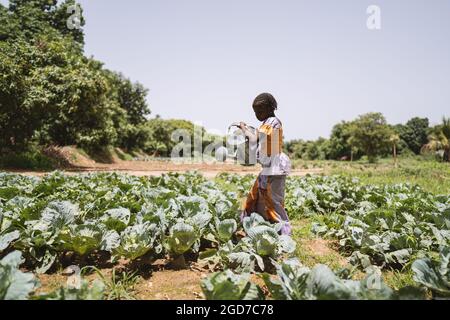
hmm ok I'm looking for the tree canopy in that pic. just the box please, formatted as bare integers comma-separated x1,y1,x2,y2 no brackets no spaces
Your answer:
0,1,150,152
284,114,448,163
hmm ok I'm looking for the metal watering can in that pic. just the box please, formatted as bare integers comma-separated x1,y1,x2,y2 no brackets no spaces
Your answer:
222,122,258,166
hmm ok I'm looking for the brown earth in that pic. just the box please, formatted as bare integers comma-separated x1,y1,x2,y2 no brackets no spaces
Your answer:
34,262,271,300
34,262,207,300
134,268,205,300
4,146,323,178
303,239,337,257
299,238,349,269
9,162,323,179
13,166,322,179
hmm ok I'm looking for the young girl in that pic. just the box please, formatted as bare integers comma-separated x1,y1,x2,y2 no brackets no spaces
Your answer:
239,93,292,236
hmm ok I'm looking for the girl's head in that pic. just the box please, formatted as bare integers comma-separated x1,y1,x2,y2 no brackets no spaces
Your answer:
252,93,277,121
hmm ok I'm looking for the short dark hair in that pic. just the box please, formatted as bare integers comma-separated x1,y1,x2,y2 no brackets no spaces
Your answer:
253,93,278,111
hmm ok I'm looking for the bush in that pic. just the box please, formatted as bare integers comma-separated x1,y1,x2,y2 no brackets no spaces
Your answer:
0,150,55,170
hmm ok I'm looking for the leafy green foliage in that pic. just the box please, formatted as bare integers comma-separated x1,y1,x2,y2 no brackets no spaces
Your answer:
87,267,138,300
203,256,428,301
242,213,296,258
36,279,105,300
0,1,150,154
423,117,450,162
262,258,425,300
285,175,450,268
0,172,243,269
201,270,265,300
285,138,330,161
199,213,296,272
58,224,107,256
115,222,160,260
0,149,56,170
0,231,20,251
326,121,358,160
141,118,220,157
0,251,39,300
165,222,201,256
348,113,393,163
1,171,447,300
285,114,435,162
412,247,450,298
215,219,237,242
395,117,429,155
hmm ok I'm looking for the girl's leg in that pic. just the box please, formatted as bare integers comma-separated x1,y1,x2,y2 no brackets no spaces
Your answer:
243,175,269,221
260,176,292,236
243,175,292,236
242,175,259,221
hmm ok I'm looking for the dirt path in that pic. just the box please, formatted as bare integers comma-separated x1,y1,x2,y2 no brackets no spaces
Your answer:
8,161,323,178
3,146,324,177
291,219,349,270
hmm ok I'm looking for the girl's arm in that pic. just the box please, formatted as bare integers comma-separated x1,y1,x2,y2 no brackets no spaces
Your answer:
239,122,258,144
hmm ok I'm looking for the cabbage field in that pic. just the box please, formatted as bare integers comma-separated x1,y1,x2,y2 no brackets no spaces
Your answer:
1,171,449,300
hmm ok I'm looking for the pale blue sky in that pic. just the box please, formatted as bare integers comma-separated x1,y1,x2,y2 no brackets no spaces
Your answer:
2,0,450,140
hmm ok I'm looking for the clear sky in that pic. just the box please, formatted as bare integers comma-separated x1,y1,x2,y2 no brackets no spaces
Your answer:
3,0,450,140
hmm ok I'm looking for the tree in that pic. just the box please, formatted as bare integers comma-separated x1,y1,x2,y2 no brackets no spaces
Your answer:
390,134,400,167
283,138,329,160
423,117,450,162
48,0,86,44
143,118,194,157
5,0,85,43
0,1,150,154
0,4,19,41
0,35,121,151
0,1,90,150
348,113,392,163
396,117,429,154
327,121,357,160
102,71,151,151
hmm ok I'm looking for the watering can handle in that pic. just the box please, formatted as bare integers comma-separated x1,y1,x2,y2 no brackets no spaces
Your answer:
228,122,256,131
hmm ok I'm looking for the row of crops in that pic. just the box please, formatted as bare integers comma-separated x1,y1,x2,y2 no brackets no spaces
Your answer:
285,175,450,268
1,171,449,299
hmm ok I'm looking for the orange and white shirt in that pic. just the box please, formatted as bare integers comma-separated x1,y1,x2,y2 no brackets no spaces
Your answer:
257,117,291,176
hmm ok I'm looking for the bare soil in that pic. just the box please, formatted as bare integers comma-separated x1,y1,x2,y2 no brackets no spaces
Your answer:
34,258,210,300
134,268,205,300
3,146,323,177
297,238,349,269
10,162,322,178
303,239,336,257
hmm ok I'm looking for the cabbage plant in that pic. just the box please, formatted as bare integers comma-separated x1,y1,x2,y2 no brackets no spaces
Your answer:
412,247,450,298
201,269,264,300
0,251,38,300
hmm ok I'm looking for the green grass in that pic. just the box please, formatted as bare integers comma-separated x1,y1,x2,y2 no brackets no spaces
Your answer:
292,157,450,194
290,218,422,287
88,267,140,301
114,148,134,161
382,269,416,290
291,219,349,270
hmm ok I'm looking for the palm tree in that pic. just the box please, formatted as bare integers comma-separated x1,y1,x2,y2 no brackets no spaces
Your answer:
423,117,450,162
390,134,400,167
347,135,358,162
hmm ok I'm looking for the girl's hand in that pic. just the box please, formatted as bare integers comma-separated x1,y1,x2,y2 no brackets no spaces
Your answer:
239,122,247,131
